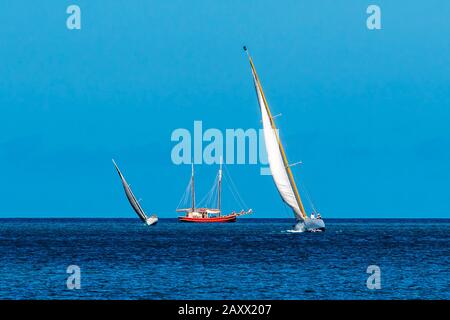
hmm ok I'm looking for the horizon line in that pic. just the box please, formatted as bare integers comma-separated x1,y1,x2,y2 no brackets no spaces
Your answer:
0,217,449,220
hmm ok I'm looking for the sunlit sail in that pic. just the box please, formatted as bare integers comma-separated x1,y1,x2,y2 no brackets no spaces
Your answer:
244,46,325,232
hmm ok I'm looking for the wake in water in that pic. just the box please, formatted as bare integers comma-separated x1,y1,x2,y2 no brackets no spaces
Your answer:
284,225,324,233
286,228,305,233
286,229,324,233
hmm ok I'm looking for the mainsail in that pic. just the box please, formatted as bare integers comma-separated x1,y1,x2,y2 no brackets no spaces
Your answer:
112,159,149,222
245,47,307,221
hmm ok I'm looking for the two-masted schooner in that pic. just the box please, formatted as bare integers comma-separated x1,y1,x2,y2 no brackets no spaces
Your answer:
244,47,325,232
112,159,158,226
177,160,252,223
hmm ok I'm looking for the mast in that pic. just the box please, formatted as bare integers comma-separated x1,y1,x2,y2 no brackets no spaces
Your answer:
218,157,223,216
191,163,195,212
244,47,307,219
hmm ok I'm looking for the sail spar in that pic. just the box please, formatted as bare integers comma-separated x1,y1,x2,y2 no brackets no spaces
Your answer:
245,47,307,221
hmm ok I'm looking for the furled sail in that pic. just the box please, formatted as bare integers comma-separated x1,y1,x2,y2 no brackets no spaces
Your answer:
245,48,307,220
112,159,148,222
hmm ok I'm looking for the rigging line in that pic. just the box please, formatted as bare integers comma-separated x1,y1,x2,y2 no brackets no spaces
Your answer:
209,174,219,207
197,174,219,208
204,177,217,208
305,185,317,213
233,181,248,209
298,177,318,214
197,187,211,207
224,165,249,209
224,175,243,210
222,167,243,208
221,169,240,209
208,186,217,208
223,168,247,210
211,186,219,208
211,181,219,208
197,176,212,206
176,179,192,209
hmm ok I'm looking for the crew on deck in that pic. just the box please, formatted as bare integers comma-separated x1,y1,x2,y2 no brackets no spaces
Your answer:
310,212,323,220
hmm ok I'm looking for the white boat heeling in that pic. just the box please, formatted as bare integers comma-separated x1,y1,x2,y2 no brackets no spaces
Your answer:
112,159,158,226
144,215,158,226
244,46,325,232
295,218,325,232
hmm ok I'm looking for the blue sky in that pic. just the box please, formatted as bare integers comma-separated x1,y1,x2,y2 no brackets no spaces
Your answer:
0,1,449,218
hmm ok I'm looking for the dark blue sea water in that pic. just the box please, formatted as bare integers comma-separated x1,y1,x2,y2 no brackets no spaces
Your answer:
0,218,448,300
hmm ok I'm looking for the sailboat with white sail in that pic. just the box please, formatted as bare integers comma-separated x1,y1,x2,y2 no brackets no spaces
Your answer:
243,47,325,232
112,159,158,226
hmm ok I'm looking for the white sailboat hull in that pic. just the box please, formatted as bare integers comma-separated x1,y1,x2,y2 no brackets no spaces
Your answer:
145,216,158,226
295,218,325,232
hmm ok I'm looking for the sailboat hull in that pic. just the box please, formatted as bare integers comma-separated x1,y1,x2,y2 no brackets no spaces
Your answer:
144,216,158,226
178,214,237,223
295,218,325,232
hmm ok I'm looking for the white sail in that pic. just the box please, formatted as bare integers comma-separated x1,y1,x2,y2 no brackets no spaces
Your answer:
246,50,306,221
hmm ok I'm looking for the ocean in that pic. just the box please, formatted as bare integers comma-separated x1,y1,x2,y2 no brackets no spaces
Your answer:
0,218,448,300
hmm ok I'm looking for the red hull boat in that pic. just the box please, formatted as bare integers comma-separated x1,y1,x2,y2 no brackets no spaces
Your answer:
176,161,252,223
178,214,237,223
